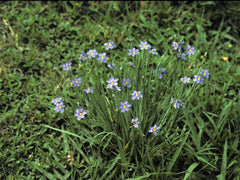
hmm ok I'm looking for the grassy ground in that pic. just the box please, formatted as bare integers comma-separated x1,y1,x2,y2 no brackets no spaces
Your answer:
0,1,240,179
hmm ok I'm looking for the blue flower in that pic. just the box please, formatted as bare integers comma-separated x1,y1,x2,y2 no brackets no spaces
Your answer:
104,41,116,50
139,41,151,50
128,47,139,56
149,124,161,135
62,62,72,71
87,49,98,58
131,90,143,100
127,62,136,67
74,108,87,120
171,98,180,109
106,77,121,91
72,77,82,87
78,51,88,62
172,41,181,50
119,101,131,113
84,87,93,94
148,48,158,55
200,69,210,79
177,53,186,60
55,102,65,112
171,98,185,109
132,117,140,128
180,76,191,84
107,63,117,69
186,45,196,55
193,75,204,84
155,68,166,79
52,97,62,105
122,78,130,88
97,53,107,63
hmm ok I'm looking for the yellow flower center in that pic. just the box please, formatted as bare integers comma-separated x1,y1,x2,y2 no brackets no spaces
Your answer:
143,45,145,47
109,43,111,46
67,66,69,68
176,43,178,46
82,56,85,59
184,79,186,82
76,80,78,83
111,82,114,84
198,77,200,80
101,56,104,59
203,72,206,75
79,113,82,115
125,81,128,84
59,106,61,108
91,52,93,55
153,128,156,131
174,103,176,107
189,49,192,52
133,51,135,54
123,105,126,108
135,93,138,96
151,49,153,52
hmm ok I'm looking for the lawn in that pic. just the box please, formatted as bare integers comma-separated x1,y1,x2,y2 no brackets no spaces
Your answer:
0,1,240,179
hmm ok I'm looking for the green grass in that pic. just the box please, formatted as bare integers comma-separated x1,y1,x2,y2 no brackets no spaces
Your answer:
1,1,240,179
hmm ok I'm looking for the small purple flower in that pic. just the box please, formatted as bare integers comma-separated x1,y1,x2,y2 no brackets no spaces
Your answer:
128,47,139,56
172,41,181,50
177,53,186,60
107,63,117,69
52,97,62,105
104,41,116,50
149,124,161,135
84,87,93,94
171,98,185,109
186,45,196,56
97,53,107,63
127,62,136,67
180,40,184,44
115,86,121,91
74,108,87,120
200,69,210,79
171,98,181,109
55,102,65,113
131,90,143,100
106,77,120,91
78,51,88,62
62,62,72,71
180,76,191,84
193,75,204,84
148,48,158,55
87,49,98,58
119,101,131,113
72,77,82,87
139,41,151,50
132,117,140,128
155,68,166,79
122,78,130,88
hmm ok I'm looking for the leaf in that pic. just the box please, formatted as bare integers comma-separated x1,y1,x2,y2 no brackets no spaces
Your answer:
126,173,158,180
183,163,199,180
196,156,217,169
100,154,121,179
167,131,189,172
217,138,228,180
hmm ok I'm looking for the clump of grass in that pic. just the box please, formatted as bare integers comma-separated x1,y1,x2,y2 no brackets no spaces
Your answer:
1,1,240,179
